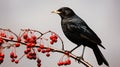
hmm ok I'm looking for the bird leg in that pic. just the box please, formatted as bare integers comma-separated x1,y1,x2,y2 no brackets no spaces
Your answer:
81,46,85,58
76,46,86,63
69,45,80,53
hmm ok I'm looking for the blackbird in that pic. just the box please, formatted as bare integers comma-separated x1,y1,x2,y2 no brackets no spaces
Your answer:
52,7,109,66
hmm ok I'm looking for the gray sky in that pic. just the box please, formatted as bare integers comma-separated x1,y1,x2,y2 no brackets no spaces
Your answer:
0,0,120,67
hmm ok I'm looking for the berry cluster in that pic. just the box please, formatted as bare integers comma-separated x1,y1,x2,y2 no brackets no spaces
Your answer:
0,52,4,64
26,52,37,60
23,32,36,44
57,51,71,66
10,51,18,64
37,44,51,57
0,29,73,67
49,33,58,44
0,31,6,37
37,58,41,67
57,59,71,66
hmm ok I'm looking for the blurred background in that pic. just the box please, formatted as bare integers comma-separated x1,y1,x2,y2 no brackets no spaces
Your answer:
0,0,120,67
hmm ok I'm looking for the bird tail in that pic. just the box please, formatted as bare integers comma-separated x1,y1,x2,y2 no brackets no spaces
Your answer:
92,45,109,66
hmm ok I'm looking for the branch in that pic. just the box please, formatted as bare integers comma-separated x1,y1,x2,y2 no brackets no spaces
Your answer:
0,28,93,67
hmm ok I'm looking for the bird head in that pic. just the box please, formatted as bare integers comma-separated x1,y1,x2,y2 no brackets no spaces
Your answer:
52,7,76,19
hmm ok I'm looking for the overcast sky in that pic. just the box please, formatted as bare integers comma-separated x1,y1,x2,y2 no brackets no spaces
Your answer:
0,0,120,67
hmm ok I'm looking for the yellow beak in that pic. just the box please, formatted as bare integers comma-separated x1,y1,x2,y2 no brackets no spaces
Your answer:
51,10,61,14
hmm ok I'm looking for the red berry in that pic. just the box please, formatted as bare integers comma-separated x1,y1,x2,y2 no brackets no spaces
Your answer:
10,52,14,58
26,38,30,42
37,48,41,52
52,34,58,39
26,43,32,48
24,50,29,54
37,63,41,67
0,53,5,58
52,38,57,42
1,32,6,37
50,40,54,44
46,53,50,57
37,58,41,63
50,35,54,40
0,38,3,44
26,48,31,52
17,37,21,42
15,43,20,47
32,52,36,56
24,39,28,43
31,35,36,40
23,33,28,39
39,44,44,49
41,50,46,53
66,59,71,65
15,60,19,63
54,39,57,43
31,43,35,47
45,48,51,52
57,61,63,66
9,35,14,40
29,38,35,43
0,57,3,64
57,62,61,66
14,54,17,58
11,59,15,62
26,54,32,59
0,57,3,61
32,56,36,60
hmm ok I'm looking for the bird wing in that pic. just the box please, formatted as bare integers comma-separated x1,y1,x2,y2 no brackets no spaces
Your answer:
66,19,105,48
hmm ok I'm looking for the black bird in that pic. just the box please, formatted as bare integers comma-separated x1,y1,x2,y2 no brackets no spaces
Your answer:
52,7,109,66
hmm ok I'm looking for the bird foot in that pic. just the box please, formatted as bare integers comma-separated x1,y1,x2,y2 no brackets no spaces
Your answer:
75,56,84,63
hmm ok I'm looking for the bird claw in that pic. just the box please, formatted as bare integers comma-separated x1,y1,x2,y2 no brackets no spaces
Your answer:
75,56,84,63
